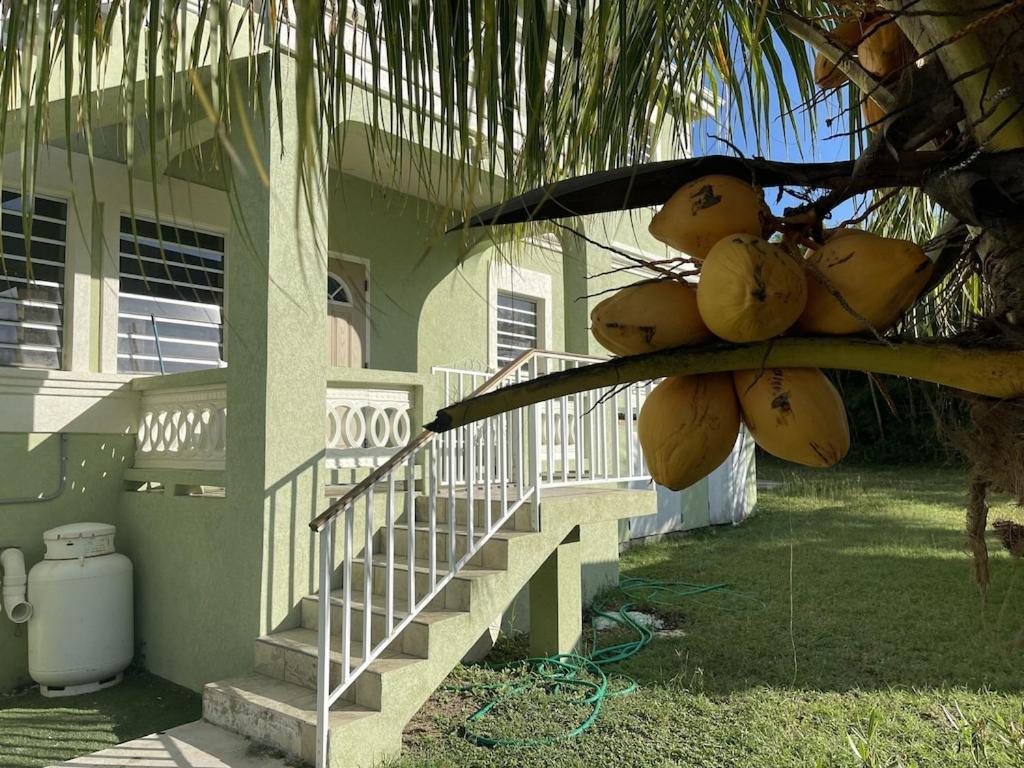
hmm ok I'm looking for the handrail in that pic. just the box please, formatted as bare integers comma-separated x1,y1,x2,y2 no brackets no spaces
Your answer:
309,348,602,532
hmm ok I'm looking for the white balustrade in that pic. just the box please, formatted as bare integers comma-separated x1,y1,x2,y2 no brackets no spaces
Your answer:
325,387,414,468
135,384,227,470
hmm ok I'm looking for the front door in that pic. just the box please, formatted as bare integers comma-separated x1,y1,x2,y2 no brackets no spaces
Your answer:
327,256,368,368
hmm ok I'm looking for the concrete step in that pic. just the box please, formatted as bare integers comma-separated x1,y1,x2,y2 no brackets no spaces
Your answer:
377,523,531,570
299,588,462,657
415,492,536,531
203,672,375,766
254,627,424,710
348,555,502,611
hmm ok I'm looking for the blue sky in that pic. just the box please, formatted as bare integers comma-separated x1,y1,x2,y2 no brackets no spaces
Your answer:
688,43,865,227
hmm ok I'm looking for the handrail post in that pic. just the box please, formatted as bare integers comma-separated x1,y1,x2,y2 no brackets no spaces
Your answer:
527,356,542,530
315,520,334,768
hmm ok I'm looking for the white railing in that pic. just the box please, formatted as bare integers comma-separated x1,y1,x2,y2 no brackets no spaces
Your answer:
135,383,227,470
308,350,652,768
325,387,414,469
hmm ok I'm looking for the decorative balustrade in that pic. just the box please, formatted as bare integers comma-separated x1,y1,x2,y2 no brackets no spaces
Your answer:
135,383,227,470
325,387,414,468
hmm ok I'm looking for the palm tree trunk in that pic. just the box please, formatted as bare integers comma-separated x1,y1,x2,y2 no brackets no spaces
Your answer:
895,2,1024,590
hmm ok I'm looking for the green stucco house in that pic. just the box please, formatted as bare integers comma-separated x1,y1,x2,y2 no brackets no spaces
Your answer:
0,6,754,766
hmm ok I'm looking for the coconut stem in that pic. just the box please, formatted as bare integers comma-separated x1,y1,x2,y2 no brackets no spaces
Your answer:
426,337,1024,432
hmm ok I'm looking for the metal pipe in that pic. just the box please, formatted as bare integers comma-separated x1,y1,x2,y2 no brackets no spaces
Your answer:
0,433,67,506
151,314,166,375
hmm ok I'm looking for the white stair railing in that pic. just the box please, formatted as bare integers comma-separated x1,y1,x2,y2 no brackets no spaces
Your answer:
308,350,652,768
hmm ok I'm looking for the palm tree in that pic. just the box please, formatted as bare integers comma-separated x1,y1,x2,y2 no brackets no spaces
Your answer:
4,1,1023,587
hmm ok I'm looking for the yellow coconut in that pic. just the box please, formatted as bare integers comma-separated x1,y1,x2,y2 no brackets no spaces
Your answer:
590,280,711,357
862,96,886,133
814,51,847,89
858,16,913,78
648,175,768,260
638,373,740,491
696,234,808,342
733,367,850,467
797,230,934,335
815,16,869,89
830,15,868,49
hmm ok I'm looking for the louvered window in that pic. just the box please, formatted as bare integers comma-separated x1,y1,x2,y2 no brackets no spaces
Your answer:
0,191,66,370
496,292,538,367
118,216,225,374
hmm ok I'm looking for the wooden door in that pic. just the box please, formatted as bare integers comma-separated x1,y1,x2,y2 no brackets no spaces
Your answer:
326,257,368,368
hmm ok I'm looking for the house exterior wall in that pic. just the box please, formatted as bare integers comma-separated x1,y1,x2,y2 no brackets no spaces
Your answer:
0,45,731,696
0,133,257,690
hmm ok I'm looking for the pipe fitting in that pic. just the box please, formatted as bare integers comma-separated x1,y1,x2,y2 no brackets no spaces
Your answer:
0,548,33,624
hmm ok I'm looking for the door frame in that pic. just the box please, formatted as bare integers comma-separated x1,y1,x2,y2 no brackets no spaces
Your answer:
327,251,371,368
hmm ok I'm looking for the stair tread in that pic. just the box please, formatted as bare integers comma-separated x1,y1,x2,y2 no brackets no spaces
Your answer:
305,589,465,624
353,553,504,577
394,522,534,540
260,627,425,667
206,672,375,725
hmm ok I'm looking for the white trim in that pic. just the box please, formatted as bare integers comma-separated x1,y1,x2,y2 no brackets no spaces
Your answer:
0,367,137,433
327,271,355,307
2,149,232,375
487,262,553,371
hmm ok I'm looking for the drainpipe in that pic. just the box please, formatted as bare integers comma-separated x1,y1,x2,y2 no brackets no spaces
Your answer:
0,549,32,623
0,433,68,506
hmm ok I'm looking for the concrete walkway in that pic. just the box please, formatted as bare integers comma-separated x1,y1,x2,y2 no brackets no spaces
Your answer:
53,721,293,768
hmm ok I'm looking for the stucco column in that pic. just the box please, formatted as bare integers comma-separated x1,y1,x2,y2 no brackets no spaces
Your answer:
559,224,592,355
528,533,582,656
225,54,328,637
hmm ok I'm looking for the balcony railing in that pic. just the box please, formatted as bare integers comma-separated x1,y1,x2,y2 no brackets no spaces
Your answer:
134,381,227,471
325,385,414,469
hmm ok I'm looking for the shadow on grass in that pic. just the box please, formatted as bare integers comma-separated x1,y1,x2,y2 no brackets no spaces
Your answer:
614,465,1024,698
0,671,201,768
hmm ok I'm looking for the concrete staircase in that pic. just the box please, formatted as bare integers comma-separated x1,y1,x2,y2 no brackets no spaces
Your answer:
202,487,636,767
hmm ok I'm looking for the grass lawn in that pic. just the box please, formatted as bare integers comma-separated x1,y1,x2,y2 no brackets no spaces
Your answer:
396,462,1024,768
0,671,201,768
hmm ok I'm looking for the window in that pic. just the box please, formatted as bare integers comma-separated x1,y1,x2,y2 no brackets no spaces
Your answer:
327,273,352,305
0,191,67,370
118,216,225,374
496,292,538,367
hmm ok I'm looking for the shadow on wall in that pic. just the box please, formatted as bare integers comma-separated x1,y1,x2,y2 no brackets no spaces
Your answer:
328,172,499,375
263,450,325,637
0,432,134,693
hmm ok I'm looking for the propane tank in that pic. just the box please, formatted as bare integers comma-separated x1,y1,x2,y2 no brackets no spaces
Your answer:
28,522,133,697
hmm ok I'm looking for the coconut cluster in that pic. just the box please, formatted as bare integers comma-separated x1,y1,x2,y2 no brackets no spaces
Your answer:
589,174,934,491
812,11,916,133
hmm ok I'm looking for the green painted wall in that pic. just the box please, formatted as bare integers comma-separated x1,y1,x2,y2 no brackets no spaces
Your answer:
116,488,260,691
0,433,134,691
327,174,579,376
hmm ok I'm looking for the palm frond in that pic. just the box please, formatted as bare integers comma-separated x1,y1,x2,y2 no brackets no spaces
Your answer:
1,1,847,214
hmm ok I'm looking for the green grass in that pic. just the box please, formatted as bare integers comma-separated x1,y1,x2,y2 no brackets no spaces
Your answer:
396,462,1024,768
0,671,201,768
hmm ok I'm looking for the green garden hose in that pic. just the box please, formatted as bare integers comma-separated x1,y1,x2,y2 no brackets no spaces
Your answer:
448,577,763,748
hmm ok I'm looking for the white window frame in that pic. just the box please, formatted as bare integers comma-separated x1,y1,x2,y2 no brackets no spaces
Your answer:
327,271,355,308
0,188,70,371
488,262,552,371
116,213,227,375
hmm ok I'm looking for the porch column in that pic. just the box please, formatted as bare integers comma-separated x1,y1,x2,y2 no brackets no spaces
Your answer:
528,530,582,656
225,54,329,636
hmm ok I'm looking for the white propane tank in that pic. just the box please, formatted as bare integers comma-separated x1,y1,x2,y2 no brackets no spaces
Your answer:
28,522,133,697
